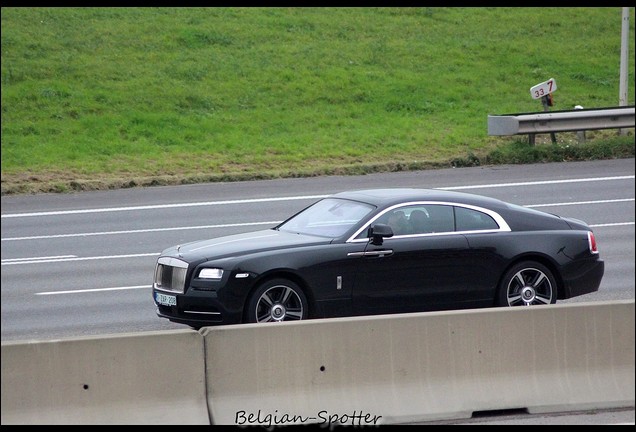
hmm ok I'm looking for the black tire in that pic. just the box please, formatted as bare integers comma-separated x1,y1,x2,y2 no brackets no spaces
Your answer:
245,278,309,323
497,261,557,307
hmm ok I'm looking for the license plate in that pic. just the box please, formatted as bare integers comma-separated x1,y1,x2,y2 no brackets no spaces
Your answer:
155,292,177,307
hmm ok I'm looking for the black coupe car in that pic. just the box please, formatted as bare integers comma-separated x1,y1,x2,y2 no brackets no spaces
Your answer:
152,188,604,328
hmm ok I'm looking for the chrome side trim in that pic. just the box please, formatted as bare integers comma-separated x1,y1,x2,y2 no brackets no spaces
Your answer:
183,310,222,316
348,250,393,257
346,200,512,243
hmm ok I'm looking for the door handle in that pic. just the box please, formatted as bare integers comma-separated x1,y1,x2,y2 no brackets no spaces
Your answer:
348,250,393,257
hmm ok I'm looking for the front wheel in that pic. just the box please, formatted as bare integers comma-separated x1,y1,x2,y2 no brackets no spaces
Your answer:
245,278,309,323
497,261,557,307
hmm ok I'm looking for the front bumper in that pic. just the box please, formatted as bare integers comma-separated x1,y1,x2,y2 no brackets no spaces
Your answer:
153,288,244,328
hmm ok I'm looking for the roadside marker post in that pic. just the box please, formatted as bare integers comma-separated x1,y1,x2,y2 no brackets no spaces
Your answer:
529,78,558,145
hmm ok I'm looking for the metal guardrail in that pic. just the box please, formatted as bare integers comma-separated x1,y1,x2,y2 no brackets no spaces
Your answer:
488,105,635,136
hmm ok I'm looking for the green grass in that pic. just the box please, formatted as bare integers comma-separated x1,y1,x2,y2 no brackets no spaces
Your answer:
1,7,634,195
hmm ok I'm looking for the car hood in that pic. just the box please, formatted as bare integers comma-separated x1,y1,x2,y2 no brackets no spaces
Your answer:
160,229,332,262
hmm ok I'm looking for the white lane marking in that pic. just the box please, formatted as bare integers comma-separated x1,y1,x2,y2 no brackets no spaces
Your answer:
2,175,633,219
1,253,159,265
0,195,327,218
590,222,635,227
2,198,632,243
2,176,633,272
526,198,634,208
36,285,150,295
438,175,635,190
2,221,280,241
2,255,77,262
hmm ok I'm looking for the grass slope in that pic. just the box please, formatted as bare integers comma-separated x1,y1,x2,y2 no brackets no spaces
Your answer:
1,7,634,194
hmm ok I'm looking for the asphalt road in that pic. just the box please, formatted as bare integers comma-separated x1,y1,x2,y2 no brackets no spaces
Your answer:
2,157,634,342
1,158,634,425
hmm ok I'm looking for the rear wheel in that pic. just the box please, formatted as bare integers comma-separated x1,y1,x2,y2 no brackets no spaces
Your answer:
245,278,309,323
497,261,557,306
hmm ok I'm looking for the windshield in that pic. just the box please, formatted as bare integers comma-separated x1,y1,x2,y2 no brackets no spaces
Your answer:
277,198,375,238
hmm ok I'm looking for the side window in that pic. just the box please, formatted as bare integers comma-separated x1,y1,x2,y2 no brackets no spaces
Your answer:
405,204,454,234
384,209,410,235
455,206,499,231
370,208,412,237
423,205,454,233
406,207,430,234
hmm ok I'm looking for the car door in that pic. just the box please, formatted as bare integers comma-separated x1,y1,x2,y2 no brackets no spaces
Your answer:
351,204,473,315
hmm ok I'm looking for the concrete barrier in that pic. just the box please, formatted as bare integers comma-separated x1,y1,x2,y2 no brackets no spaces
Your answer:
202,300,635,426
2,301,633,425
1,329,208,425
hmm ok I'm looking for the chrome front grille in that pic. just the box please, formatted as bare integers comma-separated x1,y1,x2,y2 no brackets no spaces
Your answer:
153,257,188,294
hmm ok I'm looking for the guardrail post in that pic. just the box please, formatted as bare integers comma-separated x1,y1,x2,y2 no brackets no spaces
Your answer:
541,95,557,144
574,105,586,144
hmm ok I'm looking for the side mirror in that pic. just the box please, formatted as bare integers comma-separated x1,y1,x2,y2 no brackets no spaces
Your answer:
368,223,393,245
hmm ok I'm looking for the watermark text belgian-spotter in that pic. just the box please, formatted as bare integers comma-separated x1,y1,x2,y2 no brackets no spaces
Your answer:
235,409,382,428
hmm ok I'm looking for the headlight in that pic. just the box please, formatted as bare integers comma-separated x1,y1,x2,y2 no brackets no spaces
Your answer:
198,268,224,279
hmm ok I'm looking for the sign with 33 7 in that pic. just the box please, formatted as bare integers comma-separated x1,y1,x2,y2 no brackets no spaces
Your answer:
530,78,557,99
